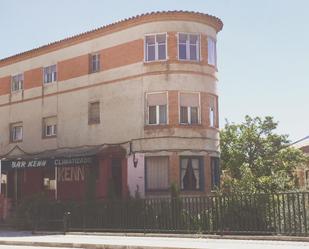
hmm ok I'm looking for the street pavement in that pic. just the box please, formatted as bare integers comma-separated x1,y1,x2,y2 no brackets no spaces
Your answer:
0,246,73,249
0,232,309,248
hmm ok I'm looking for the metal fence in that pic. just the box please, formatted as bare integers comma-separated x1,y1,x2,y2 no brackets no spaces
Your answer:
33,192,309,235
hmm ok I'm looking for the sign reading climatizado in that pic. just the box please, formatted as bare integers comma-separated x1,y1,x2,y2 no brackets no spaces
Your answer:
1,156,94,170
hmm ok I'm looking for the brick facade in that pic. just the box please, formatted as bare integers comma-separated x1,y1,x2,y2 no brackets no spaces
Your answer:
0,11,222,201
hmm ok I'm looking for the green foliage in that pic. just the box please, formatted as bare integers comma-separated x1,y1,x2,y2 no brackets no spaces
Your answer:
220,115,309,194
170,182,180,199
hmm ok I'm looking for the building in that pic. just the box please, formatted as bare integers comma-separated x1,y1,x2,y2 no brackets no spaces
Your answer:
293,136,309,189
0,11,223,203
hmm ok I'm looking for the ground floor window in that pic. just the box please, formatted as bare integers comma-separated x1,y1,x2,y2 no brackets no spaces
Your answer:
145,156,169,191
211,157,220,190
180,156,203,191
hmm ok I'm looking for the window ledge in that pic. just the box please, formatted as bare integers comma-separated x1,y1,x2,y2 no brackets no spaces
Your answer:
178,59,201,63
88,121,100,125
143,59,169,65
179,123,203,127
42,135,57,139
144,124,169,129
43,81,57,87
90,70,101,74
10,140,23,143
11,90,23,94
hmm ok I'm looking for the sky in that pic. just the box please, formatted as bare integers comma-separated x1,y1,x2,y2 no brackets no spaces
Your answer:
0,0,308,142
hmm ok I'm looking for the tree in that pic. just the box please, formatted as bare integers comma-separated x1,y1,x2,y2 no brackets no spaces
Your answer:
220,115,308,194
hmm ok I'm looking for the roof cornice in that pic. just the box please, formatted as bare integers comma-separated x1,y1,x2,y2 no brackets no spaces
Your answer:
0,11,223,67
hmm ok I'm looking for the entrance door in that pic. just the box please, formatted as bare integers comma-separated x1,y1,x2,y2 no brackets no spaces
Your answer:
111,159,122,198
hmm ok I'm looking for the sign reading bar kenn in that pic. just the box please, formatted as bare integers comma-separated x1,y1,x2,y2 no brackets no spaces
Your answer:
1,156,94,170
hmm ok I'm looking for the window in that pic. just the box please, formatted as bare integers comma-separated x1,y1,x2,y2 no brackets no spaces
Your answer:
43,117,57,137
88,101,100,124
180,157,203,191
147,92,167,125
145,156,169,191
90,53,100,73
211,157,220,190
178,33,200,61
208,37,217,67
43,65,57,84
209,95,217,127
10,123,23,142
179,92,200,124
145,34,167,62
11,73,23,92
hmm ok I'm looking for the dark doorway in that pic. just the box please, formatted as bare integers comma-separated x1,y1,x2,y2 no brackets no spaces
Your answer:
111,159,122,198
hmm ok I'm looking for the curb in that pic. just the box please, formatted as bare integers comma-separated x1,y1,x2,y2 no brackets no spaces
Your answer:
0,240,198,249
64,232,309,243
2,232,309,249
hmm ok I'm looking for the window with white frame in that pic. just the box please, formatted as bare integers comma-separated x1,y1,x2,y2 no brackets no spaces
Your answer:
209,95,217,127
147,92,167,125
43,117,57,137
180,157,203,191
179,92,200,124
88,101,100,124
178,33,200,61
11,73,23,92
90,53,100,73
145,34,167,62
208,37,217,67
145,156,169,191
10,122,23,142
43,65,57,84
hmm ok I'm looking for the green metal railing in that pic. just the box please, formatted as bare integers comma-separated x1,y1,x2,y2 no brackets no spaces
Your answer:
33,192,309,235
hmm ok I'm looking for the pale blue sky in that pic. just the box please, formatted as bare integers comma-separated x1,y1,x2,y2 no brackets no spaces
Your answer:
1,0,308,142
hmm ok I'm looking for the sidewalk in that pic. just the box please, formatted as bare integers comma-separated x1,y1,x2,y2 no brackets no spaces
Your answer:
0,232,309,248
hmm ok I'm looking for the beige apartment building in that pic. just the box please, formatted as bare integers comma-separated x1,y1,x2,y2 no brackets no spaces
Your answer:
294,137,309,189
0,11,223,202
